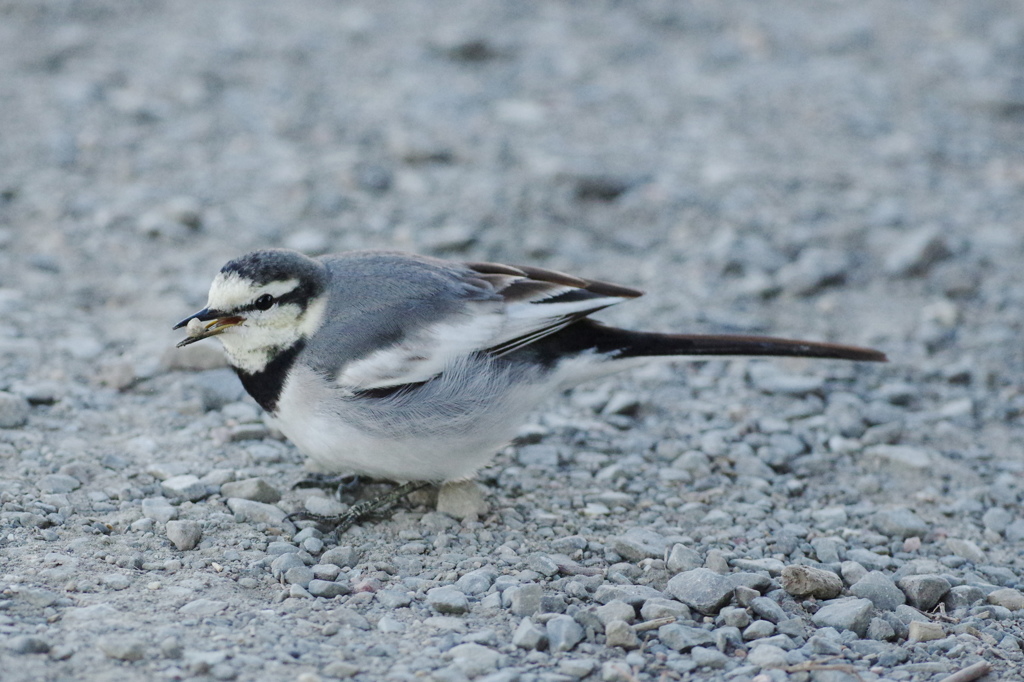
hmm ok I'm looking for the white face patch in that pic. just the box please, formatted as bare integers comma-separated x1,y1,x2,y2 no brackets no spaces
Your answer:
206,272,301,313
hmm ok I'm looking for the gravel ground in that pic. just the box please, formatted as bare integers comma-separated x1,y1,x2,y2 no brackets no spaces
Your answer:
2,1,1023,681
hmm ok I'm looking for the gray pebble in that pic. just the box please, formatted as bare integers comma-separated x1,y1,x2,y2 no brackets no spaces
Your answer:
811,598,874,637
375,589,411,608
512,617,547,650
284,566,314,587
179,598,227,616
656,624,715,651
872,507,929,539
220,478,281,504
528,554,559,577
982,507,1012,535
689,645,729,669
0,391,30,428
226,498,293,531
37,473,80,494
749,597,787,624
883,226,950,277
320,546,359,568
780,565,843,599
987,587,1024,611
166,520,202,551
456,567,497,595
270,553,305,577
810,537,844,564
546,614,583,652
718,606,750,629
845,549,892,572
850,571,905,611
640,597,690,621
8,635,50,654
604,620,639,649
427,586,470,614
593,584,664,607
509,583,542,616
307,579,350,598
611,527,668,561
840,560,869,585
98,635,146,661
665,568,734,615
866,617,896,641
746,642,788,668
897,575,950,610
742,619,775,640
436,480,488,520
666,544,702,573
312,564,341,581
596,599,635,625
944,584,985,611
141,497,178,523
944,538,985,564
161,474,208,502
301,537,323,555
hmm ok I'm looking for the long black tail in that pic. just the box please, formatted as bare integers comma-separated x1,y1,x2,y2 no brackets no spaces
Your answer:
541,320,887,363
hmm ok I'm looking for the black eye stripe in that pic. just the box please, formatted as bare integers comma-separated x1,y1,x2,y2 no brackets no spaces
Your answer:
235,283,316,314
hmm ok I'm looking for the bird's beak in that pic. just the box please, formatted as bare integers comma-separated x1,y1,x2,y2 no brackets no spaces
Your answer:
173,308,245,348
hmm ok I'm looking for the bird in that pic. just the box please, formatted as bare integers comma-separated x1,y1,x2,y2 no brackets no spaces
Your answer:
175,249,886,529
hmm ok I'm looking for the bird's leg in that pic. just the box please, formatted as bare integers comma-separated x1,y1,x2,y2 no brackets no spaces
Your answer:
292,473,362,497
286,481,430,533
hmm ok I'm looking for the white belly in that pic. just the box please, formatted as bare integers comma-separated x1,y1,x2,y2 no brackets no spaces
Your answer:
271,362,546,482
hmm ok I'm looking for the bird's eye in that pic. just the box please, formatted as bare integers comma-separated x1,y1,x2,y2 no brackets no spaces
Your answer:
254,294,275,311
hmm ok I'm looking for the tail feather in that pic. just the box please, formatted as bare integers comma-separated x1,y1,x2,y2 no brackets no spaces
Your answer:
532,320,887,364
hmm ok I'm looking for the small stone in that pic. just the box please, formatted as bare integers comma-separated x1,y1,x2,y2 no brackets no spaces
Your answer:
528,554,559,577
866,617,896,641
436,480,488,520
37,473,80,494
666,544,703,573
897,575,950,610
546,614,584,652
427,586,470,614
866,445,932,471
304,495,348,517
98,636,146,661
601,661,635,682
604,620,639,649
982,507,1012,535
593,584,665,607
510,583,543,616
640,597,690,621
742,619,775,640
690,645,729,669
227,498,294,531
944,538,985,564
444,643,500,677
512,617,547,650
656,624,715,651
611,527,668,561
749,366,825,395
0,391,30,427
308,579,350,598
987,588,1024,611
220,478,281,504
141,497,178,523
872,508,929,539
166,520,202,551
596,600,636,625
841,560,868,585
850,571,905,611
907,621,944,642
558,658,597,679
101,574,131,591
746,643,788,668
780,565,843,599
8,636,50,654
811,598,874,637
883,226,951,277
665,568,734,615
944,585,985,611
178,598,227,616
320,546,359,568
749,597,787,624
719,606,750,629
322,662,359,679
456,567,497,595
845,549,892,571
161,475,208,502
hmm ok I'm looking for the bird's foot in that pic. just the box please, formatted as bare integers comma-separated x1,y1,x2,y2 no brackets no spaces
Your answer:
286,481,431,533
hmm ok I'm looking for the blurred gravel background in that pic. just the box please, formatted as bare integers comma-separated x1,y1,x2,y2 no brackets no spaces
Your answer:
1,1,1023,681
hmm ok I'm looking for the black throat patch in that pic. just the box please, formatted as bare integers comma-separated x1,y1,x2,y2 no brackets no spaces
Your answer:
234,340,305,413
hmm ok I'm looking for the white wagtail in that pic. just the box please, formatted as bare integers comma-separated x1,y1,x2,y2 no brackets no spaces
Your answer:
175,249,885,529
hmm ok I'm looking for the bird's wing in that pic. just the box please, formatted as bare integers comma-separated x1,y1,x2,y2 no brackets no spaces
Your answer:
334,260,643,392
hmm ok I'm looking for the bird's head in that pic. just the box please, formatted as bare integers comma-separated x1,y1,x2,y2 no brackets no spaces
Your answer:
175,249,328,373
